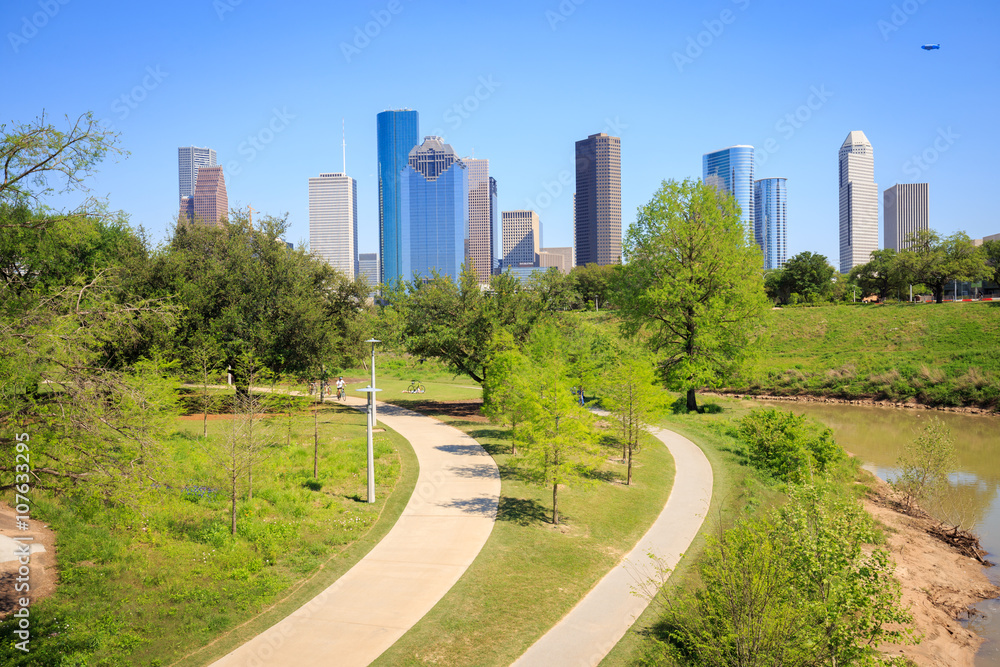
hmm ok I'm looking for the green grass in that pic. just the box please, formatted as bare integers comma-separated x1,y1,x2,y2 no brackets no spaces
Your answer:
731,302,1000,410
0,399,416,667
370,391,676,667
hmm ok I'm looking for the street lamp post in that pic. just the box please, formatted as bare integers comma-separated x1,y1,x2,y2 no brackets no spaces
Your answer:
366,339,381,428
356,386,382,503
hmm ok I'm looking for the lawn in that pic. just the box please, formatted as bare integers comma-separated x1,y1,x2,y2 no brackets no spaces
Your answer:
730,302,1000,409
0,397,416,667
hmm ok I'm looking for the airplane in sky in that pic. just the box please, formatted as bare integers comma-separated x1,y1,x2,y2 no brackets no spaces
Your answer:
921,44,941,51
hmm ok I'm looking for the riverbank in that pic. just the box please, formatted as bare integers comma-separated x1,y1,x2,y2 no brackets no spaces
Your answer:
707,390,999,416
863,475,1000,666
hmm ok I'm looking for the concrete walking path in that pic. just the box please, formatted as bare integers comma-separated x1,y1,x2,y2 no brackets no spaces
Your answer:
511,421,713,667
209,395,501,667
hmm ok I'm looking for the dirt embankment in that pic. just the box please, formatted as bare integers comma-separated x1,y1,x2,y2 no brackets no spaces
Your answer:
0,502,58,616
707,391,998,416
865,478,1000,666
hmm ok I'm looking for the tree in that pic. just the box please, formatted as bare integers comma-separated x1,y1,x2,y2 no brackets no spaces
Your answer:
849,248,905,301
481,333,530,455
529,267,583,311
601,354,665,485
614,178,769,412
572,262,617,309
892,416,955,512
897,229,987,303
982,239,1000,289
780,251,835,303
737,408,843,483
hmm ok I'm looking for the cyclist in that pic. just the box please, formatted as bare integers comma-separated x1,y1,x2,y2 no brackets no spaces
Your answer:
336,376,346,400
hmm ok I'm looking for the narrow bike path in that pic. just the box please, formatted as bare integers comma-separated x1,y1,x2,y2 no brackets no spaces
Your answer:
210,394,500,667
511,419,713,667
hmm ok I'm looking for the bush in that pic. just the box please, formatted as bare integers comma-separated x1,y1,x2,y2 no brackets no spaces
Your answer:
737,408,844,482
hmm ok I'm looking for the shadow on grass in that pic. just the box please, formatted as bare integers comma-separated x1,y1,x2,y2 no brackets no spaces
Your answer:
496,496,549,526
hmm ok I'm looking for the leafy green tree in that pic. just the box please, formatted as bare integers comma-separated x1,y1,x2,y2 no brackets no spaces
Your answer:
400,266,542,386
849,248,906,301
529,266,583,311
601,354,665,485
737,408,843,483
897,229,987,303
981,239,1000,289
780,251,836,303
481,333,530,455
892,416,955,512
614,178,769,412
572,262,618,309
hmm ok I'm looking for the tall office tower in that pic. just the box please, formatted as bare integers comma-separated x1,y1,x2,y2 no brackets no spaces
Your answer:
178,146,217,205
464,158,494,283
490,177,500,273
190,166,228,226
541,247,573,274
502,210,540,267
309,172,358,280
884,183,929,251
838,131,878,273
400,136,468,280
358,253,380,286
753,178,788,269
377,109,420,284
703,145,755,236
574,133,621,266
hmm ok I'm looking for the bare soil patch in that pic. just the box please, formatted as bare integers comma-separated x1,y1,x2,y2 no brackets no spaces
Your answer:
0,502,57,617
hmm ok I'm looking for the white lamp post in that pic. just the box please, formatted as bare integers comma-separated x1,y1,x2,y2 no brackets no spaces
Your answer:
356,386,382,503
366,339,380,428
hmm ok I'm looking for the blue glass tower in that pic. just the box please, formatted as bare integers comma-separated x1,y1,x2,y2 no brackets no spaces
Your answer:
377,109,419,284
400,136,468,281
702,145,755,234
754,178,788,270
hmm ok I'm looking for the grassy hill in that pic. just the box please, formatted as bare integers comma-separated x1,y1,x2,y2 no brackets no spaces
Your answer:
729,302,1000,410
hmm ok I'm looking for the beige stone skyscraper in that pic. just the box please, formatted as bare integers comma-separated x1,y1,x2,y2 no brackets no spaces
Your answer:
309,172,358,280
574,133,621,266
502,210,540,267
838,131,878,273
464,158,496,282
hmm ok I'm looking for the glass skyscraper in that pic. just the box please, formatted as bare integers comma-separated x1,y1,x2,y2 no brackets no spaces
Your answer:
703,145,755,233
754,178,788,270
400,136,468,281
376,109,419,284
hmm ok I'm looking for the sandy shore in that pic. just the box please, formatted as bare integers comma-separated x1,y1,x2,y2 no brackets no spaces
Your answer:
864,478,1000,666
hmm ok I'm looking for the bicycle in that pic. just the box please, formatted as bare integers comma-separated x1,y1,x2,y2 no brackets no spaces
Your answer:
406,380,426,394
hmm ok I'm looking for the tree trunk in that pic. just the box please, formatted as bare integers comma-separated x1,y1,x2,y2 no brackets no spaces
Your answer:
934,286,944,304
627,443,633,486
313,409,319,479
686,387,698,412
552,482,559,525
231,475,237,535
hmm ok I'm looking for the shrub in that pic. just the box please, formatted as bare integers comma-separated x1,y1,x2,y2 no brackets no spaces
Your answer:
737,408,844,482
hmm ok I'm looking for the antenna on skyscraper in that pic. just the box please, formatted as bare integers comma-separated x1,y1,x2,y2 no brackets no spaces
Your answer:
342,118,346,174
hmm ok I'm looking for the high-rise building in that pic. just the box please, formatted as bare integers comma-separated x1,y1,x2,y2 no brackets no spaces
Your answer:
839,131,878,273
703,145,755,235
502,210,540,267
309,172,358,280
178,146,217,205
400,136,468,280
377,109,419,284
574,133,621,266
358,253,379,287
189,166,228,226
540,246,573,274
490,177,500,273
464,158,495,283
884,183,929,251
754,178,788,269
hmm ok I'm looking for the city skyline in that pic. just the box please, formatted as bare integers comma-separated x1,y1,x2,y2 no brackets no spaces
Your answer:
703,145,755,236
754,177,788,270
9,1,996,269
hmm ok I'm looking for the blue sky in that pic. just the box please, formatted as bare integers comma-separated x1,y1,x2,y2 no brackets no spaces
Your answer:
4,0,998,264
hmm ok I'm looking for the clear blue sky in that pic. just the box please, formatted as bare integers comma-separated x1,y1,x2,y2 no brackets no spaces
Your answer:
5,0,998,264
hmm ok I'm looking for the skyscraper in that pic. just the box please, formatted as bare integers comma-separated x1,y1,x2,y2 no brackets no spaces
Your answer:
703,145,755,234
839,131,878,273
502,210,540,267
400,136,468,280
574,133,621,266
464,158,495,283
884,183,929,251
309,172,358,279
178,146,217,205
753,178,788,270
188,166,228,226
358,253,379,286
377,109,419,284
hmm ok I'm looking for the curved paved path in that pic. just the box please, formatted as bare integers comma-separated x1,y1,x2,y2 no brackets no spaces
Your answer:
512,422,713,667
210,396,500,667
